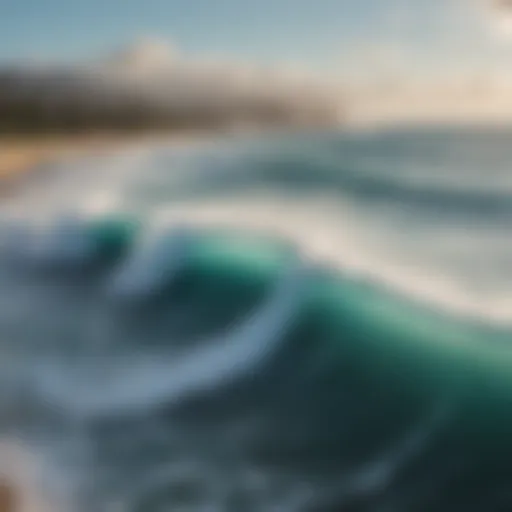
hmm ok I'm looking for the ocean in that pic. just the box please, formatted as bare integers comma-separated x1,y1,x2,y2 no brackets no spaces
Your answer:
0,127,511,511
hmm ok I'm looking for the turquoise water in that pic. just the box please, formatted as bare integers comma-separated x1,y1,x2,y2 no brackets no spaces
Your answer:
0,128,512,511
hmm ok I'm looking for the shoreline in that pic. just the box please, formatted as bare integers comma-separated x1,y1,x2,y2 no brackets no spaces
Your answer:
0,131,211,179
0,125,341,194
0,131,219,200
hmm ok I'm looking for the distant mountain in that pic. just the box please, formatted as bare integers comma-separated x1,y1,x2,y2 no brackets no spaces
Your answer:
0,40,341,133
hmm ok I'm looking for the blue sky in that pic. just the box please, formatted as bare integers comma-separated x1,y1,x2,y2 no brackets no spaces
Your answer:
0,0,509,78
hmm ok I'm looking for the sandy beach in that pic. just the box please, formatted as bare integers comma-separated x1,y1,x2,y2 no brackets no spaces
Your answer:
0,131,213,189
0,135,119,179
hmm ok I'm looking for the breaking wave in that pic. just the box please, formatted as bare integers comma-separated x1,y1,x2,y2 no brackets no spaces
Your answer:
0,129,511,511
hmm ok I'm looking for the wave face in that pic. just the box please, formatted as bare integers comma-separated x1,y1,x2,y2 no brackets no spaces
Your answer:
1,129,512,511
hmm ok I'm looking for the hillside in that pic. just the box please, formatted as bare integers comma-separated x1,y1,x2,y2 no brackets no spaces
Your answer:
0,41,341,134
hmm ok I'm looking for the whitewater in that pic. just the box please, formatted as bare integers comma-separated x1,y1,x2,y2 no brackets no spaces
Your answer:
0,127,511,511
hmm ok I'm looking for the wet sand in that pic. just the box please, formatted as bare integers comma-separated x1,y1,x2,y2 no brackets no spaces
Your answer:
0,135,121,179
0,131,211,182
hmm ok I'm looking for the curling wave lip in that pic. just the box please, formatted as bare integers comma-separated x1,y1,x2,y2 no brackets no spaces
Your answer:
107,226,195,301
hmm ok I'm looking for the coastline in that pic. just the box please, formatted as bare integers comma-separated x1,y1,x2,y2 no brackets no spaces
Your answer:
0,130,216,183
0,126,334,191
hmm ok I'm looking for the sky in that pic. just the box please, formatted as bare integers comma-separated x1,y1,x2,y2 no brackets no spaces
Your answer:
2,0,512,122
0,0,509,76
